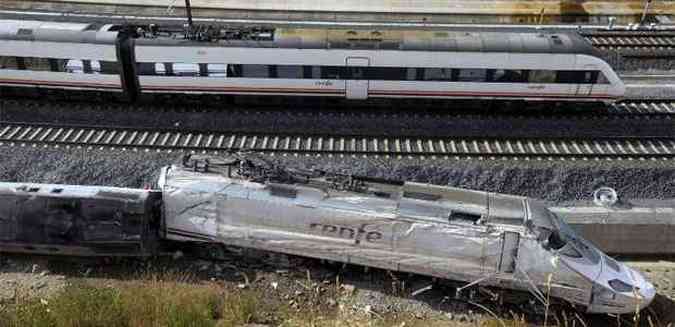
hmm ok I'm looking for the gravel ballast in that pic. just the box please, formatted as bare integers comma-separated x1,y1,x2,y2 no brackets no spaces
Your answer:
1,146,674,204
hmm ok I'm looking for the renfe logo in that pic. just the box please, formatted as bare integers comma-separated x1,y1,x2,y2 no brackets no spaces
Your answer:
309,223,383,244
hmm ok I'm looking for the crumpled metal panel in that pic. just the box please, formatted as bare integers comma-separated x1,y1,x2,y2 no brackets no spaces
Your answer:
163,166,523,285
162,163,611,309
515,238,594,307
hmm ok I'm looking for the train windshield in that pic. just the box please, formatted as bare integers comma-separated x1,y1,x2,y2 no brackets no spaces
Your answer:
527,200,600,264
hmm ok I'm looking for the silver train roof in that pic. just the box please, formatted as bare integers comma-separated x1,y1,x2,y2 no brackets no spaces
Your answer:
0,19,118,44
137,27,598,55
161,154,556,229
0,19,596,55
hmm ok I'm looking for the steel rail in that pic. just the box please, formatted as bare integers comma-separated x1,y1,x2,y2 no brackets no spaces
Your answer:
1,98,674,116
1,122,674,160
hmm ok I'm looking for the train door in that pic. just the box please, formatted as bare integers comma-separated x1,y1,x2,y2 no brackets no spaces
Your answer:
497,231,520,273
346,57,369,100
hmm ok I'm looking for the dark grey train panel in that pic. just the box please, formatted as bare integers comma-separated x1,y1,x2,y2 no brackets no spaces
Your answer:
0,183,161,256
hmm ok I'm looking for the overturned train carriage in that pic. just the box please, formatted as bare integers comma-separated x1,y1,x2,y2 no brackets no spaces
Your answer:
158,155,654,314
0,183,161,256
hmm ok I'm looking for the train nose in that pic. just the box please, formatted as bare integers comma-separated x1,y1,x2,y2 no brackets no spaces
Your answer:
591,264,657,314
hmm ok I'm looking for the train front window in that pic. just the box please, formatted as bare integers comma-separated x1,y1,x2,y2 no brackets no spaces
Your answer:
597,72,610,84
559,243,583,258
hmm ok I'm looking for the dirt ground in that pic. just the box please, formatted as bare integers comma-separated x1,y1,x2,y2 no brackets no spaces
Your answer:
1,248,674,326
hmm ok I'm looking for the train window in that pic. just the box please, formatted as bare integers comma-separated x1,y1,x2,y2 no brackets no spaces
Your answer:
405,68,417,81
136,62,157,75
302,66,315,79
227,64,242,77
321,66,344,79
449,210,481,223
546,230,566,250
173,63,199,76
559,244,582,258
530,70,556,83
48,59,60,72
269,184,297,198
19,58,58,72
604,256,621,272
587,71,599,84
151,63,168,76
268,65,278,78
422,68,453,81
16,57,26,70
47,199,80,212
403,191,441,201
207,64,227,77
457,69,487,82
242,64,271,78
556,70,586,84
608,279,634,293
99,61,121,75
199,63,208,77
597,72,610,84
65,60,101,74
366,67,407,80
491,70,527,83
278,65,303,79
349,66,366,79
0,57,18,69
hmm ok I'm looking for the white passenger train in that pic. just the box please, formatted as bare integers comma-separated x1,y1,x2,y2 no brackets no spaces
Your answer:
0,19,625,104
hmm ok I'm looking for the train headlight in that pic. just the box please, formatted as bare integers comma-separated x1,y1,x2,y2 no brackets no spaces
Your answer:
608,279,635,293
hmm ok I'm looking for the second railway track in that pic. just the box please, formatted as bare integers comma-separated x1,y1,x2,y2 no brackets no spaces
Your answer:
2,122,674,161
581,30,675,58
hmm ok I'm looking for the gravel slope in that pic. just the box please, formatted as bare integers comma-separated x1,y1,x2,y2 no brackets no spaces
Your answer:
1,146,674,203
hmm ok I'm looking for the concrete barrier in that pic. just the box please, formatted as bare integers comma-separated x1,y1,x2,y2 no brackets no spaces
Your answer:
553,202,675,255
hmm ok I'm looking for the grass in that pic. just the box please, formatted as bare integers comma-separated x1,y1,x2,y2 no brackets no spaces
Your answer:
0,272,535,327
0,275,264,327
0,268,663,327
0,275,443,327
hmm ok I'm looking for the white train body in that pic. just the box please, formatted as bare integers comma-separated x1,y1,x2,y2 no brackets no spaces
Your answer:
0,20,123,93
157,155,653,314
0,20,625,104
135,46,622,102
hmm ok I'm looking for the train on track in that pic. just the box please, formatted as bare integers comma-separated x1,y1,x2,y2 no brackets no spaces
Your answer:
0,19,625,104
0,154,655,314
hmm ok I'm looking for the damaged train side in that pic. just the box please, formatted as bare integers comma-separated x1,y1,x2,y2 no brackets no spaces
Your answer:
0,154,656,314
158,155,655,314
0,183,161,256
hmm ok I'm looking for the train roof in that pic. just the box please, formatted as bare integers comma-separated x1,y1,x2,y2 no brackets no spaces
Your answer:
162,154,540,227
136,28,598,55
0,19,119,43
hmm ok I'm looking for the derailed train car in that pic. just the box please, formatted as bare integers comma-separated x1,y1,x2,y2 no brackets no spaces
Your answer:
0,183,161,256
0,154,657,314
158,155,655,314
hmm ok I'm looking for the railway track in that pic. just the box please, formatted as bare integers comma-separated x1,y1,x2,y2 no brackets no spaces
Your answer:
581,30,675,58
610,100,675,114
1,122,674,160
2,98,674,116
